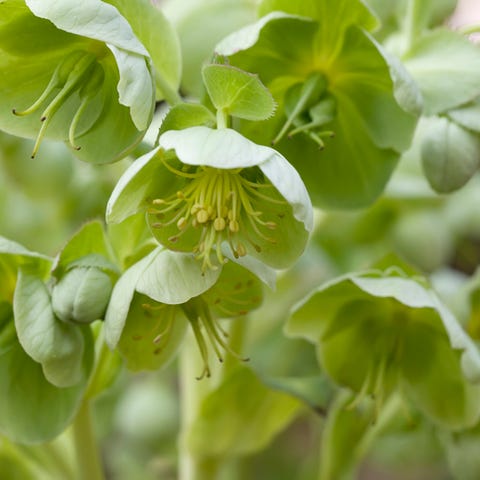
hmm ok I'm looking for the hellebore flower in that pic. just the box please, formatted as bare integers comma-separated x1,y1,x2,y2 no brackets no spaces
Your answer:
215,3,418,208
0,0,158,162
287,265,480,429
107,126,313,271
105,247,272,378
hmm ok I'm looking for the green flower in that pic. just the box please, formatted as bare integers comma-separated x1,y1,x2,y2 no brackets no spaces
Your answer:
0,0,157,162
215,2,418,208
287,265,480,429
107,126,313,271
105,247,272,378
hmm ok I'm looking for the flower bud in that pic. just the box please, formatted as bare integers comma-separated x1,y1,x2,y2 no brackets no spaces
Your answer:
52,267,113,324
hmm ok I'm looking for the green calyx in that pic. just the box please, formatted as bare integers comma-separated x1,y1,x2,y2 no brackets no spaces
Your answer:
12,49,104,158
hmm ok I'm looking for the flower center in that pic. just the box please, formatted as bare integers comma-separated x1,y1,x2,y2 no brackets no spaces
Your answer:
12,50,104,157
149,160,286,271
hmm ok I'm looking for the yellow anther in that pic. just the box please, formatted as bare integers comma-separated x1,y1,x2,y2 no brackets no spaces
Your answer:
229,220,240,233
213,217,226,231
152,198,166,205
265,221,277,230
177,217,188,230
191,204,201,215
196,209,210,223
236,243,247,257
176,191,185,199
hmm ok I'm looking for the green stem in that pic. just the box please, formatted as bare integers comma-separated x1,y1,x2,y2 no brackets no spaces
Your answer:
216,109,229,129
72,402,105,480
458,24,480,36
404,0,423,52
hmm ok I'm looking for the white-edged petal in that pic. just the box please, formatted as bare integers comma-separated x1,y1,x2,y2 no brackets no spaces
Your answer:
26,0,148,56
106,146,161,224
107,45,155,130
259,153,314,232
215,11,311,56
159,126,275,168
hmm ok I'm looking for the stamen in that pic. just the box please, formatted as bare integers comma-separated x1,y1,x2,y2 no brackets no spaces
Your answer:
149,165,288,270
68,63,105,150
29,52,97,158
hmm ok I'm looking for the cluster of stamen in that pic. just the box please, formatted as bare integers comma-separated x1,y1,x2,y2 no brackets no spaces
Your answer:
181,297,248,380
148,159,286,271
12,50,104,158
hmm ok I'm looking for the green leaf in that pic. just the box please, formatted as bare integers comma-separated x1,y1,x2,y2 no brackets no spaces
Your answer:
0,339,89,444
159,103,216,135
52,220,116,278
187,365,301,457
13,270,85,387
420,116,480,193
403,30,480,115
203,64,276,121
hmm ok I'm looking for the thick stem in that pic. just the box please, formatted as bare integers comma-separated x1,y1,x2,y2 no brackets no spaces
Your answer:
404,0,423,53
72,402,105,480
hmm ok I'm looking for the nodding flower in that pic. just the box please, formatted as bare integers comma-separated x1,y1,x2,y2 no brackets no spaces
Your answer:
1,0,156,162
104,248,267,378
107,126,314,272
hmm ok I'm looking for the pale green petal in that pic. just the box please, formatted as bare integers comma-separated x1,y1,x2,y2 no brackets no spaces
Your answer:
107,44,155,130
136,250,220,305
25,0,148,55
106,146,162,224
159,126,275,169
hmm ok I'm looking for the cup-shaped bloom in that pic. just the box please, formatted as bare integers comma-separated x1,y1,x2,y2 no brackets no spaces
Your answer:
0,0,157,162
215,5,418,208
288,266,480,429
105,247,270,378
107,126,313,271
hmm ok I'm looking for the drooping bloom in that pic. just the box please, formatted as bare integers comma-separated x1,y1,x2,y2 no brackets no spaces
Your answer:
107,126,313,271
105,247,272,378
0,0,164,163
